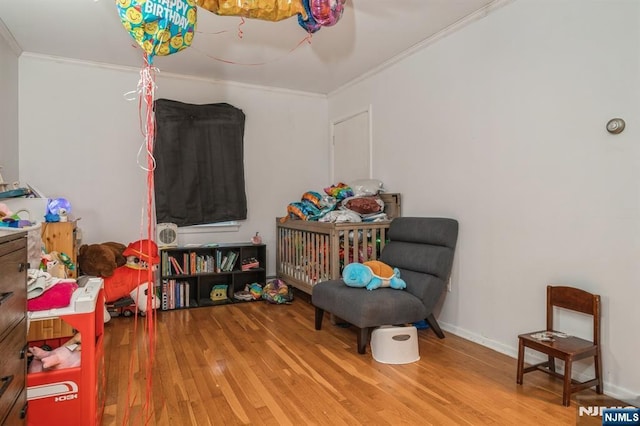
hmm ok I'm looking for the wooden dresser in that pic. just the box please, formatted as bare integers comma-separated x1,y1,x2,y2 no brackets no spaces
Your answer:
0,230,28,424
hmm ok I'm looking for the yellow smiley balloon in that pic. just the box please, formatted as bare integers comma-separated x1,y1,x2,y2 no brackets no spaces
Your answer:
116,0,196,61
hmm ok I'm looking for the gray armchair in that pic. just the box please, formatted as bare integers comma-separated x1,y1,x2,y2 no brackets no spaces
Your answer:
312,217,459,354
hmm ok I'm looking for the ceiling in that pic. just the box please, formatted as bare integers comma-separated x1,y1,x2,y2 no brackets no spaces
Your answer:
0,0,501,95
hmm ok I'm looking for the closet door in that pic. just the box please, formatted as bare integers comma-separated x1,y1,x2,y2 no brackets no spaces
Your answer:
331,108,371,184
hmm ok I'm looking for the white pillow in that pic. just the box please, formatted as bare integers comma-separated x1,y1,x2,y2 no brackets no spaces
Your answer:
348,179,385,196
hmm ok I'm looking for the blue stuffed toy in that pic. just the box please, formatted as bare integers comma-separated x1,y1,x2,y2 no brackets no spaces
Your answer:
342,260,406,291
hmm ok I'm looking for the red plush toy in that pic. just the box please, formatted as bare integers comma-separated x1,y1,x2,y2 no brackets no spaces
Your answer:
103,239,160,308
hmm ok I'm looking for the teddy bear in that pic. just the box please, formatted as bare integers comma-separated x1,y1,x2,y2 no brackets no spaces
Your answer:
102,239,160,313
342,260,407,291
77,242,127,277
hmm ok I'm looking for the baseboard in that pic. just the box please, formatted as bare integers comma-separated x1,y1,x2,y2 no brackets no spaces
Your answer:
439,321,639,404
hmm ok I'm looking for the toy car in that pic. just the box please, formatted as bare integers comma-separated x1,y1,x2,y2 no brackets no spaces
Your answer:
106,296,145,317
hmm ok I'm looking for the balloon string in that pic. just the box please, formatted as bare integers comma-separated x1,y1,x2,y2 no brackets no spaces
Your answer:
238,17,245,39
142,52,157,424
123,53,159,425
196,29,229,35
123,60,159,176
136,61,158,172
191,33,312,66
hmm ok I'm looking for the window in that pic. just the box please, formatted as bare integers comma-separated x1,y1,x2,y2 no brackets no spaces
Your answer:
153,99,247,227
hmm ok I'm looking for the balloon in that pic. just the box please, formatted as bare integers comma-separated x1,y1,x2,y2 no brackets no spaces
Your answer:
310,0,345,27
298,0,321,33
47,198,72,216
199,0,307,22
116,0,197,61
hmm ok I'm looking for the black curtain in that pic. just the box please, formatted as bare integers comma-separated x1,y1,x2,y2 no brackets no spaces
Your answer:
153,99,247,227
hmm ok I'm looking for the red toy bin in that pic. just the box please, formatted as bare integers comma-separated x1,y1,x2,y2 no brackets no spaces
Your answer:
26,278,105,426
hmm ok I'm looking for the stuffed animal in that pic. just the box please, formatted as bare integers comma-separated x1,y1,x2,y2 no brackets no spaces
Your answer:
103,239,160,312
129,282,160,313
28,334,82,373
342,260,407,291
41,251,67,278
77,242,127,277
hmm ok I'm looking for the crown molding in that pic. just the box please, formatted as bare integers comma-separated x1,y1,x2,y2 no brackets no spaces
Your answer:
21,51,327,100
0,17,22,56
328,0,514,97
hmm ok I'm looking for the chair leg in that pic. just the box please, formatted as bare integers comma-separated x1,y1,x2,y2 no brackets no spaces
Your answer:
595,350,603,394
357,327,370,354
315,307,324,330
425,313,445,339
516,339,525,385
562,357,572,407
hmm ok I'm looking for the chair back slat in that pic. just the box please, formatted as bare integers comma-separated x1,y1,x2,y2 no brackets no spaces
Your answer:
548,285,597,315
546,285,601,345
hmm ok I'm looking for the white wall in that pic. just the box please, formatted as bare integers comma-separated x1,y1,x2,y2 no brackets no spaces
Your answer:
18,56,328,274
329,0,640,400
0,30,19,183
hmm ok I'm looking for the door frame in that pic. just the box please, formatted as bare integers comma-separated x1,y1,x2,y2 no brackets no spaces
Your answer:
329,105,373,183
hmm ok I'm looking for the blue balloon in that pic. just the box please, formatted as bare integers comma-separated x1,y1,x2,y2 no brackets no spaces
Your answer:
298,0,321,33
47,198,71,216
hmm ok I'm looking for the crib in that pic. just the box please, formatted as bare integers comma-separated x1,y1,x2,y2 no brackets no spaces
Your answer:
276,193,401,294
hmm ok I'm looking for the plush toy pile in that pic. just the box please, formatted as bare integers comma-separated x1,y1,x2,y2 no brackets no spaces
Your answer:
77,239,160,317
281,179,388,224
262,279,293,304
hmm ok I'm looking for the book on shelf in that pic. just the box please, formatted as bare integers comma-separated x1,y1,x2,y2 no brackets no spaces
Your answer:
183,253,189,275
165,279,172,310
190,252,197,274
161,252,168,275
169,256,184,275
161,280,168,310
224,251,233,271
228,251,239,271
220,251,238,272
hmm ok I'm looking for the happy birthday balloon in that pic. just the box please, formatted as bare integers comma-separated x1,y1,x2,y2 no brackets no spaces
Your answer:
199,0,307,22
116,0,197,61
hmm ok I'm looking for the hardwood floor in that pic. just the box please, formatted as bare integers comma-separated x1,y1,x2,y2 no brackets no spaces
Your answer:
102,295,620,425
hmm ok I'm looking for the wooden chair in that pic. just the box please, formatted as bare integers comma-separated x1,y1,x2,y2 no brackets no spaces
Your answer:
516,285,603,406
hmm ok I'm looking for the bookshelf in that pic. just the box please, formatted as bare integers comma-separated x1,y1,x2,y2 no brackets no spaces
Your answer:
158,243,266,310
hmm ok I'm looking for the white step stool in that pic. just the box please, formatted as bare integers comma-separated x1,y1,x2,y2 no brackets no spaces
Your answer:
370,325,420,364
